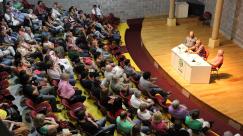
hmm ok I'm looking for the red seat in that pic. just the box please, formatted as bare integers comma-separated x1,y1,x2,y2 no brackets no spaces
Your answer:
211,63,223,78
204,49,210,60
61,99,84,111
68,110,79,120
24,99,52,113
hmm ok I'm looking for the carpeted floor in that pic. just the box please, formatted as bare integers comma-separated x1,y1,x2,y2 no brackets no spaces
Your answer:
125,18,243,135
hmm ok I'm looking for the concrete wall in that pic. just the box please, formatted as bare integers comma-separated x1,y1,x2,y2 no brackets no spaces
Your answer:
30,0,169,21
204,0,243,47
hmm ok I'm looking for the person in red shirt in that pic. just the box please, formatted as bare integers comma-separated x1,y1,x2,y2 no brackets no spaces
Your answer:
209,49,224,69
151,111,168,135
35,1,47,19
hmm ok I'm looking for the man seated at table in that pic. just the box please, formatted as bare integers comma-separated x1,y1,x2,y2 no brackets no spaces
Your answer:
185,31,197,48
208,49,224,69
187,39,207,59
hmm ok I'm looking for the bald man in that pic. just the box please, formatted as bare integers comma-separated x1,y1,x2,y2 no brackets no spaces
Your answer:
185,31,197,48
209,49,224,69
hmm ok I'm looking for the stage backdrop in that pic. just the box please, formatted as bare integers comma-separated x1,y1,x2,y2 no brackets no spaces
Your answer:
29,0,169,21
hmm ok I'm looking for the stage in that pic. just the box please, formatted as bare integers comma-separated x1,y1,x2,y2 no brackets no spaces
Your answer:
140,17,243,132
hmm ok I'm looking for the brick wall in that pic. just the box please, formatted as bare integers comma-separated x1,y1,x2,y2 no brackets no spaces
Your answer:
232,0,243,47
29,0,169,21
204,0,243,47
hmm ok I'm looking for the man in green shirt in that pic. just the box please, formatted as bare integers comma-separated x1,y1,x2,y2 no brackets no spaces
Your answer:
185,110,211,134
116,111,150,135
12,0,24,11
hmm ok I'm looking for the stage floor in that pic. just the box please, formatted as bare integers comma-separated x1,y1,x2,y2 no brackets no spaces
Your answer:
141,17,243,126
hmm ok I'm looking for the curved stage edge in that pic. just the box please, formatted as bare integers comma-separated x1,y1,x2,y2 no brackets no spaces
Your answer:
125,18,243,135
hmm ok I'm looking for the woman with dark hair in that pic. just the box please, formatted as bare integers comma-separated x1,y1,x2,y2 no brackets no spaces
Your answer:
35,1,47,19
76,109,115,136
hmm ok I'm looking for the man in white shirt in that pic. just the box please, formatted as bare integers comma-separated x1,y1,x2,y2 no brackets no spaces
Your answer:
91,5,102,17
4,8,20,26
130,89,154,109
137,103,152,121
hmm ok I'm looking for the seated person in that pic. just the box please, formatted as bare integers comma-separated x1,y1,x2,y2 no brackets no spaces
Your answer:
57,73,86,103
131,124,147,136
12,0,24,11
0,44,15,66
130,89,154,109
80,72,96,90
124,59,141,81
66,34,82,52
1,119,30,136
168,99,189,122
16,37,42,60
76,110,115,136
0,22,18,45
20,72,60,112
151,111,168,135
33,114,59,135
167,120,190,136
4,8,21,26
101,95,123,120
139,71,170,99
43,12,64,34
91,26,105,40
208,49,224,69
185,109,212,134
46,60,62,81
185,31,197,48
116,111,150,135
35,1,47,19
110,75,129,94
137,103,152,123
27,9,42,31
21,0,33,9
23,27,37,44
187,39,207,59
42,36,54,49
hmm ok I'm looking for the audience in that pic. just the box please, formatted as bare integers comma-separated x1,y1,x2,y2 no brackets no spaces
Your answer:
0,1,230,135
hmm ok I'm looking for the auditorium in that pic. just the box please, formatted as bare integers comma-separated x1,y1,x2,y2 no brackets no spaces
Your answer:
0,0,243,135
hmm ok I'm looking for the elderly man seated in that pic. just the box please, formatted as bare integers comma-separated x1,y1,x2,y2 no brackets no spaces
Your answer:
185,31,197,48
208,49,224,69
168,99,189,122
130,89,154,109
